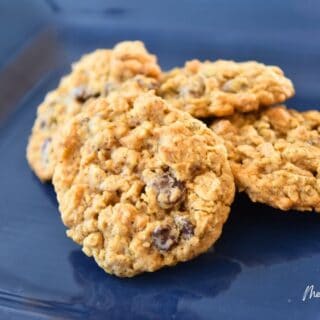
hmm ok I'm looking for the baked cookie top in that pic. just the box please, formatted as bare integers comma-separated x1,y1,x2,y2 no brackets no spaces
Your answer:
159,59,294,118
53,92,235,277
27,41,161,181
211,105,320,212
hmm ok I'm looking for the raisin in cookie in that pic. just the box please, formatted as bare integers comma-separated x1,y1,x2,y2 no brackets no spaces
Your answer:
211,105,320,212
27,41,161,181
159,59,294,118
53,92,235,277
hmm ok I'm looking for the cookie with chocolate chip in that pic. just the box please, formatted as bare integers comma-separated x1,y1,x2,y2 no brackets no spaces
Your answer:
53,92,235,277
27,41,161,181
159,59,294,118
211,105,320,212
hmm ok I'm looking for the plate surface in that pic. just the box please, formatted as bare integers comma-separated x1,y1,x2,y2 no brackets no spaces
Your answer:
1,1,320,319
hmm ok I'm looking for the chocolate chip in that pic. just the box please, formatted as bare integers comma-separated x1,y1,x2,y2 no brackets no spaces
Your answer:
72,86,100,103
189,163,202,177
175,216,194,239
151,172,186,209
152,225,177,251
39,120,46,129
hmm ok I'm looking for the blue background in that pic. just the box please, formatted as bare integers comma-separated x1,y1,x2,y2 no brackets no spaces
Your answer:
0,1,320,319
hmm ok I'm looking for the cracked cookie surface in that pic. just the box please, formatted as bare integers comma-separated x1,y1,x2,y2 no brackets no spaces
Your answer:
159,59,294,118
53,92,235,277
27,41,161,181
211,105,320,212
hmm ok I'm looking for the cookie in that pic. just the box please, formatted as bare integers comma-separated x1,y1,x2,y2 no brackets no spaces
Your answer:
159,59,294,118
211,105,320,212
27,41,161,181
53,92,235,277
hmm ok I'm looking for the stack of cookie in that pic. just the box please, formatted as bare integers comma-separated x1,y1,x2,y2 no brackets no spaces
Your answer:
26,41,319,277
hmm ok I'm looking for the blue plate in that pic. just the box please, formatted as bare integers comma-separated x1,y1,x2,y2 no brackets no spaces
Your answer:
1,1,320,319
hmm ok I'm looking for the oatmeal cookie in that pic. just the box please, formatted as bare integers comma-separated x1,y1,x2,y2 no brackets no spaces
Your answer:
53,92,235,277
211,105,320,212
159,59,294,118
27,41,161,181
